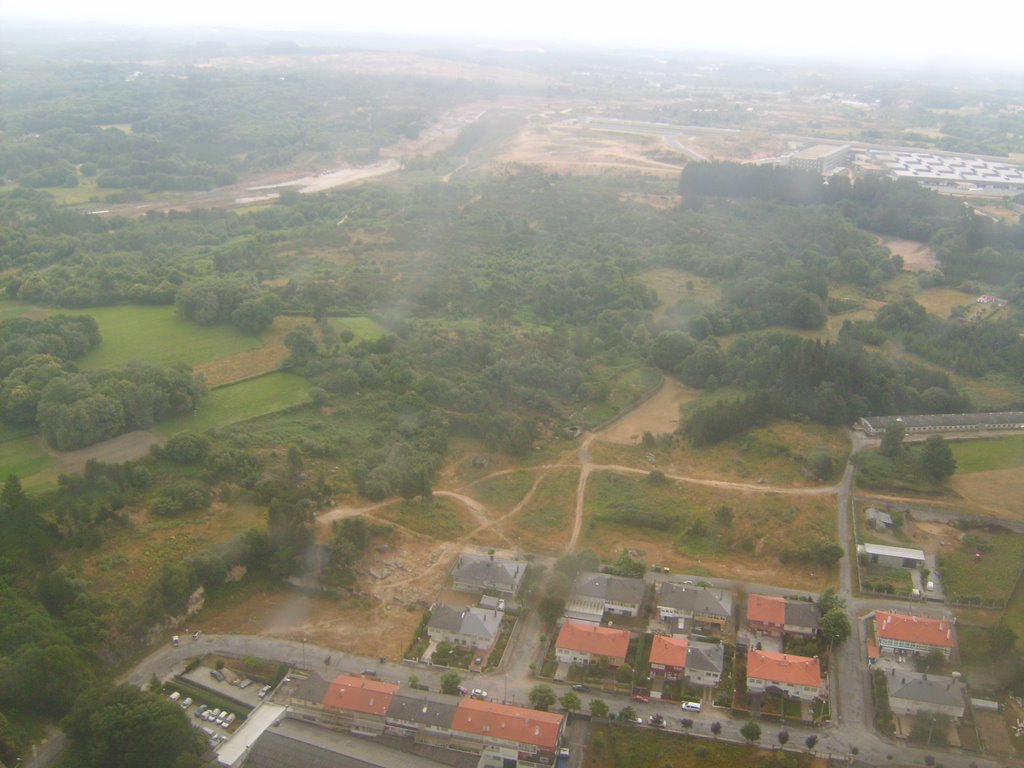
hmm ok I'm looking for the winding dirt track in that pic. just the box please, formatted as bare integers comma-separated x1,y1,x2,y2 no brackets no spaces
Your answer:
317,376,841,595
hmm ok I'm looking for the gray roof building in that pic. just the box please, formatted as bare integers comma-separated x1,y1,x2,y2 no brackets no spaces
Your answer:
888,672,966,719
657,583,733,623
866,507,894,528
784,601,821,633
427,604,503,648
857,412,1024,436
686,641,725,675
293,673,331,705
571,572,646,605
386,692,458,731
451,554,526,597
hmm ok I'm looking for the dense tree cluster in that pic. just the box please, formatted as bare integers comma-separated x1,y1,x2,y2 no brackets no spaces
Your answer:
37,364,205,450
0,314,101,424
175,278,280,333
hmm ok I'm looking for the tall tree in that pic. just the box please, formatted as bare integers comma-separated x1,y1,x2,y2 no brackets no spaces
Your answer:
821,608,852,645
528,684,556,712
63,684,203,768
920,435,956,481
879,421,906,458
741,721,762,743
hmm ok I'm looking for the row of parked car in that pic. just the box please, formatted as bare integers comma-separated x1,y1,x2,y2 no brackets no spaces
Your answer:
196,705,236,728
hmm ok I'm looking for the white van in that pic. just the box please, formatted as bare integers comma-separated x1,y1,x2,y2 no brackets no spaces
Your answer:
169,691,181,702
926,580,935,591
681,701,701,712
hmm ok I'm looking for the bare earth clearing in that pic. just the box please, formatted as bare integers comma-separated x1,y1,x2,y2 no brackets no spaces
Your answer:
52,430,163,474
952,468,1024,520
596,377,698,444
496,124,687,177
886,239,939,271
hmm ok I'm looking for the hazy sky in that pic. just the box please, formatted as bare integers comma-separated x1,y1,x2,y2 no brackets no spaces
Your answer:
2,0,1021,67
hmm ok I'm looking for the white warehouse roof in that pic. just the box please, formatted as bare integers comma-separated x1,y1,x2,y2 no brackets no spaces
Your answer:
858,543,926,561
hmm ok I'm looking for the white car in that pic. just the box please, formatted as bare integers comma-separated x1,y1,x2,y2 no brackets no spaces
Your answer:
180,697,192,709
169,691,180,702
470,689,487,699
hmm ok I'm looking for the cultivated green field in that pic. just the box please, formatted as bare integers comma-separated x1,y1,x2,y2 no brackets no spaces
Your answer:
0,302,263,369
71,305,263,369
157,372,311,436
951,435,1024,473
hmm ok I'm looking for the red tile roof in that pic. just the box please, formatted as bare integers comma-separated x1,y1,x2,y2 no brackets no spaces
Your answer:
875,611,956,649
322,674,399,716
649,634,689,669
453,698,564,749
747,650,822,689
747,594,785,625
555,620,630,661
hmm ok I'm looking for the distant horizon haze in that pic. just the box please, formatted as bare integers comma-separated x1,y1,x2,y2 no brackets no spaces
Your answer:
2,0,1023,69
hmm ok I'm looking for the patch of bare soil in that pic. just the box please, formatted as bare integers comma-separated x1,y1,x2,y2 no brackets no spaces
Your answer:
952,468,1024,520
495,125,686,177
193,316,305,388
887,239,939,271
597,378,698,444
53,430,163,474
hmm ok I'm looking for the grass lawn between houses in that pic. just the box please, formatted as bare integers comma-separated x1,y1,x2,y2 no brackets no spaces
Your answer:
586,723,822,768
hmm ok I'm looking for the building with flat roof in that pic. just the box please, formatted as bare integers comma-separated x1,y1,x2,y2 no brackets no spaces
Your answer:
789,144,850,174
858,543,926,569
868,150,1024,192
856,412,1024,436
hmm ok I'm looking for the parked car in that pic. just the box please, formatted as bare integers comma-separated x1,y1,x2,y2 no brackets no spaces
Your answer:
648,714,665,727
169,691,181,702
195,705,208,718
180,697,192,709
571,684,589,692
631,694,649,703
210,669,225,682
470,689,487,699
681,701,701,712
457,685,468,695
224,713,236,727
258,685,271,698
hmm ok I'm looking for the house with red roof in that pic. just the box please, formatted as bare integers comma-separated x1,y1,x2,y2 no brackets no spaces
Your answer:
319,673,400,735
555,620,630,666
449,697,565,767
874,611,957,658
747,594,820,638
649,634,689,678
746,650,824,702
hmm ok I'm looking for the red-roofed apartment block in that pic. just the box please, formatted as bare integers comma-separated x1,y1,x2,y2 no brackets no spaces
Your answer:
320,674,400,735
555,620,630,666
747,650,824,702
874,611,957,657
450,697,565,767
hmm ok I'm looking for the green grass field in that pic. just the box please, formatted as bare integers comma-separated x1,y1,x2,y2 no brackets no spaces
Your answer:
377,497,467,538
939,531,1024,605
951,436,1024,473
329,316,388,341
0,431,59,489
469,471,537,515
588,724,814,768
157,372,311,436
0,302,263,369
72,305,263,369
